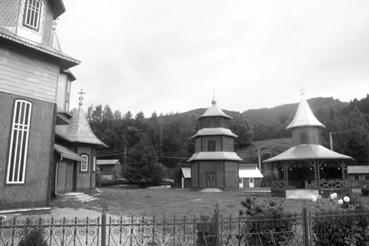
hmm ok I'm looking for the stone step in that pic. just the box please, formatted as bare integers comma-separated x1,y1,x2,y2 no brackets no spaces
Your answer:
286,189,319,200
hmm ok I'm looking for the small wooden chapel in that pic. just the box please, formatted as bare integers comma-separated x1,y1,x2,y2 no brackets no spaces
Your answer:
264,95,353,197
53,92,106,195
187,99,242,190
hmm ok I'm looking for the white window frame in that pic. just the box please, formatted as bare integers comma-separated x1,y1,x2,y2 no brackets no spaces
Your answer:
6,100,32,184
80,154,89,172
23,0,42,30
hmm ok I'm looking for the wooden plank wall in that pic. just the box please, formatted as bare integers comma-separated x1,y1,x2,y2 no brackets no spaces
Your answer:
0,46,59,103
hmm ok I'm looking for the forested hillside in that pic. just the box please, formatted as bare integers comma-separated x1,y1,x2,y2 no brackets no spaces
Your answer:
87,95,369,182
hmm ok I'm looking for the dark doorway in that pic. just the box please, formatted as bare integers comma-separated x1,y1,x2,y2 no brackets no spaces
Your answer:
72,162,77,191
206,173,216,188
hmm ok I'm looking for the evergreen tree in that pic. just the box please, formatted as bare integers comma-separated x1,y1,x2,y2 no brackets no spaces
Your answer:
123,133,166,185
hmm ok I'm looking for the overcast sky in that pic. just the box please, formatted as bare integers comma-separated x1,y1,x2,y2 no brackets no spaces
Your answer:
57,0,369,116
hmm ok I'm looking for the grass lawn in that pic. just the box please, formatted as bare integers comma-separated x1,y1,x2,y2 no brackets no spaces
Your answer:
52,187,341,218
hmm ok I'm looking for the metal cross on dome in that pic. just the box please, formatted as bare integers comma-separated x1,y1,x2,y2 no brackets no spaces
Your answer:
78,89,86,106
299,86,306,97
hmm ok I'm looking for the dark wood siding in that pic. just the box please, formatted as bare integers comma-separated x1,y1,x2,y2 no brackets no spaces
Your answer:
0,91,54,209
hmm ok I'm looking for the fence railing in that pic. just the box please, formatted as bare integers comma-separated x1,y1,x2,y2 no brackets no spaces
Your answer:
2,208,369,246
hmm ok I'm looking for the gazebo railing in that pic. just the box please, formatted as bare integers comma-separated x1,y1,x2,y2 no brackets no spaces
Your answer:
319,180,345,190
271,181,287,190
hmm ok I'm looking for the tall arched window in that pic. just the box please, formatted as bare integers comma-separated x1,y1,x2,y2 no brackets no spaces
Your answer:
23,0,42,30
6,100,32,184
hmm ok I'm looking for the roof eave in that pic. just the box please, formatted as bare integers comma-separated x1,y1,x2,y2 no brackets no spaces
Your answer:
0,31,80,70
48,0,66,19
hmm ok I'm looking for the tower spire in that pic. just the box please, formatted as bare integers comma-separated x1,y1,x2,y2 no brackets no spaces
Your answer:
78,89,85,107
299,86,306,99
212,89,216,105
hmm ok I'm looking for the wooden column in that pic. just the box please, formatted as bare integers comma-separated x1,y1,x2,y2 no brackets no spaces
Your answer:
317,161,321,190
283,162,288,187
313,160,318,189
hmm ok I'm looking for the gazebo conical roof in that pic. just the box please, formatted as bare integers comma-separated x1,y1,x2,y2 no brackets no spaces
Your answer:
56,107,107,147
286,97,325,129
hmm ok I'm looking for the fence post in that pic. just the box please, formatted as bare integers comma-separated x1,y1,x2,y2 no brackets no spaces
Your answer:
302,207,310,246
101,205,107,246
213,203,220,246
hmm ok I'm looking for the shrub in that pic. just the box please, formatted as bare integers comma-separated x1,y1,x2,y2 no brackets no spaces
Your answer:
18,228,48,246
238,197,297,246
312,194,368,245
362,185,369,196
312,212,367,246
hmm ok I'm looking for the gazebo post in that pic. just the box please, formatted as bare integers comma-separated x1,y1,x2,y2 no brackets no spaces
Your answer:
340,161,345,181
313,160,318,189
316,161,321,191
283,162,288,188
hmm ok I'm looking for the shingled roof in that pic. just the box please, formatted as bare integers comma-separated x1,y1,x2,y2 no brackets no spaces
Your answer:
187,151,242,162
286,97,325,129
264,144,353,163
199,100,232,119
191,128,238,138
56,107,107,147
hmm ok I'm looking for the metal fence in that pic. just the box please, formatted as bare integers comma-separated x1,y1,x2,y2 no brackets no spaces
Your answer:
1,208,369,246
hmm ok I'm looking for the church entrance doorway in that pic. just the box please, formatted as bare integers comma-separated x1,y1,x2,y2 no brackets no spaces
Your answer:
206,173,216,188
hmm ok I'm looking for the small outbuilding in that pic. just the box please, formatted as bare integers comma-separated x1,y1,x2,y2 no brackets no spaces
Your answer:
180,167,192,188
97,159,121,183
239,164,263,188
347,165,369,187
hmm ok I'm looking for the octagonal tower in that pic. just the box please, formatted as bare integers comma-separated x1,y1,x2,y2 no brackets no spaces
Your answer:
188,99,242,190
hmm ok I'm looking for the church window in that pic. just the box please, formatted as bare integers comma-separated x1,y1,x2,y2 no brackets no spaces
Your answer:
208,141,216,151
23,0,42,30
80,154,89,172
6,100,32,184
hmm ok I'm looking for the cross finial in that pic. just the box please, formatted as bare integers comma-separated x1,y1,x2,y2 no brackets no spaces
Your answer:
212,89,216,105
78,89,86,107
299,86,306,97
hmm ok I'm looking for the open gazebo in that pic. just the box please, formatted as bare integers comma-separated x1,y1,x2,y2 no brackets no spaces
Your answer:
264,97,353,198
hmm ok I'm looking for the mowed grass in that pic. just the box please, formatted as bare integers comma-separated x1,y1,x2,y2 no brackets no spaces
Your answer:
53,187,326,218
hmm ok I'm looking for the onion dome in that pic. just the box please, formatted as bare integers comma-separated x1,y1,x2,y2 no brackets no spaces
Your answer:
286,98,325,129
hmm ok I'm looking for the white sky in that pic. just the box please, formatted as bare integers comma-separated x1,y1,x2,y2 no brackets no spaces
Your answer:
57,0,369,116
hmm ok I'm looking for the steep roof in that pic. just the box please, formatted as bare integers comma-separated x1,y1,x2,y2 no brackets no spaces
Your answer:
191,128,238,138
263,144,353,163
286,98,325,129
199,100,232,119
187,151,242,162
56,107,107,147
239,164,263,178
181,167,191,178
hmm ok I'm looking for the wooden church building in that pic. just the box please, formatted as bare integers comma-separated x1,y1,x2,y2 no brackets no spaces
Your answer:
187,99,242,190
0,0,81,209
